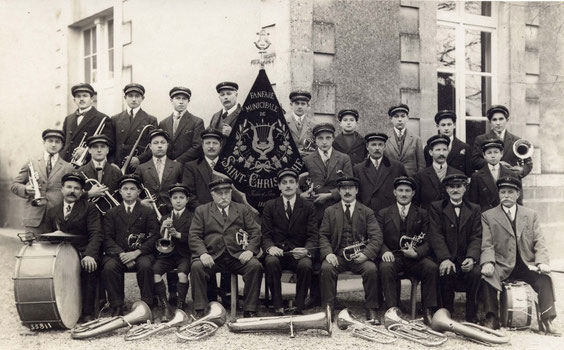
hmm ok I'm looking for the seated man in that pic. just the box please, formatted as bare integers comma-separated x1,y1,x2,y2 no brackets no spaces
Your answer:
101,175,160,316
189,178,262,317
428,174,482,324
44,172,103,322
480,176,559,335
319,176,382,323
262,168,318,315
378,176,438,325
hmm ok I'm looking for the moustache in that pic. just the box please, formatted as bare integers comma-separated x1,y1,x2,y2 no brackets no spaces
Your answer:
438,155,446,159
66,194,77,198
343,193,352,197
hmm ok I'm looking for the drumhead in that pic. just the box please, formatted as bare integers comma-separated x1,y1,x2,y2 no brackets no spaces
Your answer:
53,242,81,328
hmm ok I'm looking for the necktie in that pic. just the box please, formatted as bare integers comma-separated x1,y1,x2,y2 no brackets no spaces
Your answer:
173,114,181,136
296,117,302,130
46,154,53,177
506,209,512,222
400,205,407,220
345,204,351,222
156,158,163,183
129,109,134,123
221,111,228,120
286,200,292,219
64,204,71,220
127,206,132,214
323,151,329,167
174,211,180,221
221,208,227,218
210,160,216,169
96,165,103,182
490,166,498,181
497,131,503,140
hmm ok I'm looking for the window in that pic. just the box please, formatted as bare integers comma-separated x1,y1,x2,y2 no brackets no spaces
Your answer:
81,17,114,84
83,26,97,84
108,19,114,78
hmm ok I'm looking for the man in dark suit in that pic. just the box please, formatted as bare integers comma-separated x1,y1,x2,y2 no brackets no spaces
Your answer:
262,169,318,315
101,175,159,316
424,110,472,177
44,172,103,322
333,109,366,165
354,132,407,215
472,105,533,178
111,83,158,172
413,135,464,210
378,176,438,325
319,177,382,323
285,90,315,157
189,178,263,317
209,82,242,137
159,86,205,164
428,174,482,323
60,83,113,165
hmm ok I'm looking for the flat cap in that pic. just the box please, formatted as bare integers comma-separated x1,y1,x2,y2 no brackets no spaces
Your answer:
496,176,522,191
277,168,299,181
42,129,65,143
486,105,509,120
312,122,335,136
123,83,145,96
393,176,416,190
118,174,142,188
442,173,468,186
169,86,192,99
289,90,311,102
427,134,450,148
388,104,409,117
481,138,504,152
61,172,85,187
148,128,170,142
337,109,359,121
201,128,223,141
71,83,96,96
337,176,360,187
86,134,111,147
365,132,388,143
208,177,233,191
434,110,457,124
168,183,191,196
216,81,238,93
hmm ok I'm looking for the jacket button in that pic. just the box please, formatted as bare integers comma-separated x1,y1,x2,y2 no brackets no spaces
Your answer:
451,224,455,228
121,129,125,133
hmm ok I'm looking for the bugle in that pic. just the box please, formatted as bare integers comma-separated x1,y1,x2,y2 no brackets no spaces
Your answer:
384,307,448,346
71,117,108,168
513,139,533,167
176,302,227,341
125,309,188,341
342,240,367,261
121,124,155,175
28,160,46,207
81,172,120,215
337,309,396,344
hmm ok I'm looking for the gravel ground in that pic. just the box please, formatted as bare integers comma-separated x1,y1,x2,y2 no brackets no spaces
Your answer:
0,228,562,350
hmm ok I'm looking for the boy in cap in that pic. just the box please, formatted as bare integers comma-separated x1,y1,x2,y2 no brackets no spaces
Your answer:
286,90,315,156
209,82,242,136
333,109,367,165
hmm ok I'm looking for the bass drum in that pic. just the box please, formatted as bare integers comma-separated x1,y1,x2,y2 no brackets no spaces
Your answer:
500,281,537,330
13,241,81,330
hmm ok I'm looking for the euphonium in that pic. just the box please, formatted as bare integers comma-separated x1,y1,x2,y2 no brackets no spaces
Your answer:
125,309,188,341
71,117,108,168
227,305,332,338
342,240,367,261
384,307,448,346
28,160,46,207
71,300,152,339
431,308,510,346
81,172,120,215
337,309,396,344
121,124,155,175
156,227,175,254
513,139,533,166
175,302,227,341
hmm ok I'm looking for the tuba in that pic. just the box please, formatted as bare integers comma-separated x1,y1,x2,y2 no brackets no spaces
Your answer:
342,240,367,261
71,300,152,339
125,309,188,341
81,172,120,215
337,309,396,344
71,117,108,169
176,302,227,341
384,307,448,346
431,308,510,346
28,160,46,207
513,139,533,166
227,305,332,338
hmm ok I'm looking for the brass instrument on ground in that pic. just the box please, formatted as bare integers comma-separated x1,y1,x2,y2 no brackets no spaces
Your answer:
175,302,227,341
71,300,152,339
227,305,332,338
342,240,367,261
513,139,533,167
384,307,448,346
71,117,108,168
125,309,188,340
121,124,155,175
156,226,174,254
337,309,396,344
81,172,120,215
431,308,510,346
28,160,46,207
399,232,426,250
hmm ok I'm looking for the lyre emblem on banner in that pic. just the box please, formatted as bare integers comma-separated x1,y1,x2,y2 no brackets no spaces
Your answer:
251,122,275,160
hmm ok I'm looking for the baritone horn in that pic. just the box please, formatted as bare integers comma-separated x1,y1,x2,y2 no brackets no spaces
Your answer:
125,309,188,340
384,307,448,346
513,139,533,166
337,309,396,343
431,308,510,346
71,300,152,339
28,160,46,207
176,302,227,341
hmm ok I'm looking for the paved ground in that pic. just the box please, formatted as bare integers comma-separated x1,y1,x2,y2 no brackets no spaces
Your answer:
0,228,562,350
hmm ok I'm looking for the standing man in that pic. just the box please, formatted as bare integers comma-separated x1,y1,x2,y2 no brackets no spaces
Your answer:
285,90,315,156
383,104,425,176
319,177,382,323
428,174,482,324
189,178,263,318
159,87,204,164
472,105,533,178
480,176,559,335
424,110,472,177
262,169,318,315
209,82,242,137
11,129,74,235
333,109,366,165
354,133,407,216
378,176,438,325
111,83,158,172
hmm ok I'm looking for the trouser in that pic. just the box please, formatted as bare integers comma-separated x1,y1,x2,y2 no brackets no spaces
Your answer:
439,263,481,318
80,267,99,316
380,255,438,309
264,255,313,310
101,254,155,307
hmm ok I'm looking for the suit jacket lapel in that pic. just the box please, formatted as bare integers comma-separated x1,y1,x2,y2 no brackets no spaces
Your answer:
286,116,299,140
128,203,143,228
197,159,212,184
326,152,338,178
444,202,458,226
224,105,241,126
66,200,82,222
210,204,224,226
299,117,313,141
50,157,66,180
426,168,442,196
35,157,48,180
480,167,498,196
289,197,302,227
391,204,401,233
493,206,515,236
224,204,238,228
276,197,290,223
515,206,526,240
74,108,96,139
312,151,326,176
146,161,161,187
125,109,146,141
448,138,460,162
173,114,190,142
362,161,378,188
335,205,344,246
386,136,400,157
458,203,471,230
372,160,391,193
161,159,175,186
402,131,415,157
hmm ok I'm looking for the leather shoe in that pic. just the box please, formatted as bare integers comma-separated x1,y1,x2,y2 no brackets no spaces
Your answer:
111,306,124,317
193,309,205,319
274,308,285,316
423,308,434,326
168,292,178,306
243,311,257,318
543,319,561,336
465,315,479,324
483,313,500,330
365,309,380,325
81,314,95,323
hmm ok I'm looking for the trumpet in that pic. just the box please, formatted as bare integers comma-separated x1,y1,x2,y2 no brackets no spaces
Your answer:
156,226,175,254
342,240,367,261
141,184,162,221
235,229,263,258
176,302,227,341
81,172,120,215
399,232,425,250
384,307,448,346
28,160,46,207
337,309,396,344
71,117,108,169
127,232,147,250
125,309,188,340
513,139,533,167
121,124,155,175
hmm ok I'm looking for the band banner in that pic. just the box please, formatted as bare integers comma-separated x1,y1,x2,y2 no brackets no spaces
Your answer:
215,69,305,213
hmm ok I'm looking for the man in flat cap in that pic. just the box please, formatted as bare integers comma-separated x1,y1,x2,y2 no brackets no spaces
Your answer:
480,176,559,335
159,87,204,164
471,105,533,178
209,82,242,136
333,109,367,165
424,110,472,177
189,178,263,318
383,104,425,176
428,174,482,324
286,90,315,156
354,132,407,216
378,176,438,325
111,83,158,172
11,129,74,235
44,172,103,322
60,83,113,165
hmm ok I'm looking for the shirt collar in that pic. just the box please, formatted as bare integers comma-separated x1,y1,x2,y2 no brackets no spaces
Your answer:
394,127,405,137
63,200,75,209
205,156,218,167
497,129,506,140
450,199,463,206
174,110,185,118
341,200,356,213
78,106,93,115
223,104,238,115
397,202,411,213
153,156,167,165
45,152,59,164
124,201,136,212
432,161,446,171
127,106,141,117
173,208,185,217
216,204,229,216
318,147,332,159
282,195,297,208
293,112,304,122
93,160,106,169
502,204,516,219
489,163,499,171
370,156,381,168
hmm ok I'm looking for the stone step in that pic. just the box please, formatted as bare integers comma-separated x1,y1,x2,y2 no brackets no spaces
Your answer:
540,222,564,261
523,186,564,200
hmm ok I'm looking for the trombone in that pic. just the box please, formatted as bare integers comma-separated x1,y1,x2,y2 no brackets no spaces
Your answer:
342,240,367,261
125,309,189,340
81,172,120,215
384,307,448,346
121,124,155,175
337,309,396,344
71,117,108,169
141,183,162,221
28,160,46,207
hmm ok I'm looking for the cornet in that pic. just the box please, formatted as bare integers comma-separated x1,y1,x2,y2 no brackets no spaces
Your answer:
399,232,425,250
127,232,147,250
342,240,367,261
28,160,46,207
235,229,263,258
81,172,120,215
156,226,175,254
71,117,108,168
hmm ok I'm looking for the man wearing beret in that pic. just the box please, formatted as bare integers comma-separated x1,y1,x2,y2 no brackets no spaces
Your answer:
209,82,242,136
413,135,464,210
11,129,74,235
427,174,482,324
189,178,263,318
286,90,315,157
480,176,559,335
44,172,103,322
383,104,425,176
111,83,158,172
319,177,382,323
333,109,367,165
262,169,318,315
471,105,533,178
424,110,472,177
60,83,113,164
159,86,204,164
354,132,407,216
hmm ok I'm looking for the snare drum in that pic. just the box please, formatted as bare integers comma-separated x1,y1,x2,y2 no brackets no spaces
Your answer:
13,241,81,330
500,281,537,330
